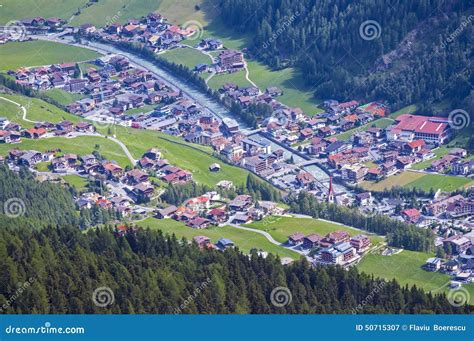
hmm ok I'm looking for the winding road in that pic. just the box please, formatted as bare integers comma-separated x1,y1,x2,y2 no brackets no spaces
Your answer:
0,96,137,165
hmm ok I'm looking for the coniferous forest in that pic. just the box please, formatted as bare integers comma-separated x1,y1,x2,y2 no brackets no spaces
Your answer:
218,0,474,114
0,163,472,314
1,225,473,314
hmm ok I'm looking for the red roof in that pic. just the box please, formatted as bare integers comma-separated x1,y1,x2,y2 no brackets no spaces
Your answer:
402,208,420,218
394,114,449,135
407,140,425,149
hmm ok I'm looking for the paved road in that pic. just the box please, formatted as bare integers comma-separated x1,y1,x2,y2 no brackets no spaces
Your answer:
1,96,137,165
226,223,304,256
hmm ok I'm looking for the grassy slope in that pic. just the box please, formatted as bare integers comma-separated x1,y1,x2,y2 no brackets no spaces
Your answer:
0,0,88,24
0,136,132,167
139,217,299,259
0,94,82,128
69,0,160,27
42,89,87,106
0,41,100,71
361,171,473,192
358,249,474,304
112,126,250,187
247,216,384,244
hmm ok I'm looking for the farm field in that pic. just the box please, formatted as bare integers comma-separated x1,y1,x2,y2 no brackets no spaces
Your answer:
0,135,132,168
247,216,384,245
159,47,212,70
0,0,88,24
360,172,425,191
138,217,300,259
0,41,100,70
358,249,474,305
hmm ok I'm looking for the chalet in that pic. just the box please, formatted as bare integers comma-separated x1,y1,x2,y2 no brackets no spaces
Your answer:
133,182,154,198
75,122,95,133
68,79,88,92
19,150,42,167
126,169,149,184
341,164,368,183
208,208,228,223
216,238,235,250
320,231,350,248
187,217,211,229
425,257,442,272
303,234,323,249
23,128,46,139
143,148,161,160
193,235,211,249
229,195,253,212
355,192,373,206
102,162,124,179
401,208,421,224
288,232,305,246
443,234,471,254
232,212,251,224
56,120,74,133
218,49,244,70
155,205,178,219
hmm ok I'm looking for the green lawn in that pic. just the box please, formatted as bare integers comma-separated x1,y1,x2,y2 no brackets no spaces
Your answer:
0,0,88,24
112,126,250,187
159,47,212,70
207,70,252,90
247,216,384,245
0,136,132,168
69,0,160,27
138,217,300,259
361,172,425,191
0,94,81,127
0,41,100,70
405,173,474,192
362,170,473,192
358,249,474,304
334,118,394,141
156,0,210,26
42,89,86,106
124,104,158,115
246,61,324,116
62,174,88,191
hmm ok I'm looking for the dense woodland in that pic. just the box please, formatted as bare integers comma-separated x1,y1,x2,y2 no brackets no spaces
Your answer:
218,0,474,114
289,192,435,252
1,225,471,314
0,165,119,229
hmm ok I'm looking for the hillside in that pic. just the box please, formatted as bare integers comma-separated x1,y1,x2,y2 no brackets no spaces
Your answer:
218,0,473,116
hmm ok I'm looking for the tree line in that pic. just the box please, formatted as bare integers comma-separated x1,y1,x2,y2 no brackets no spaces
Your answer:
1,225,470,314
